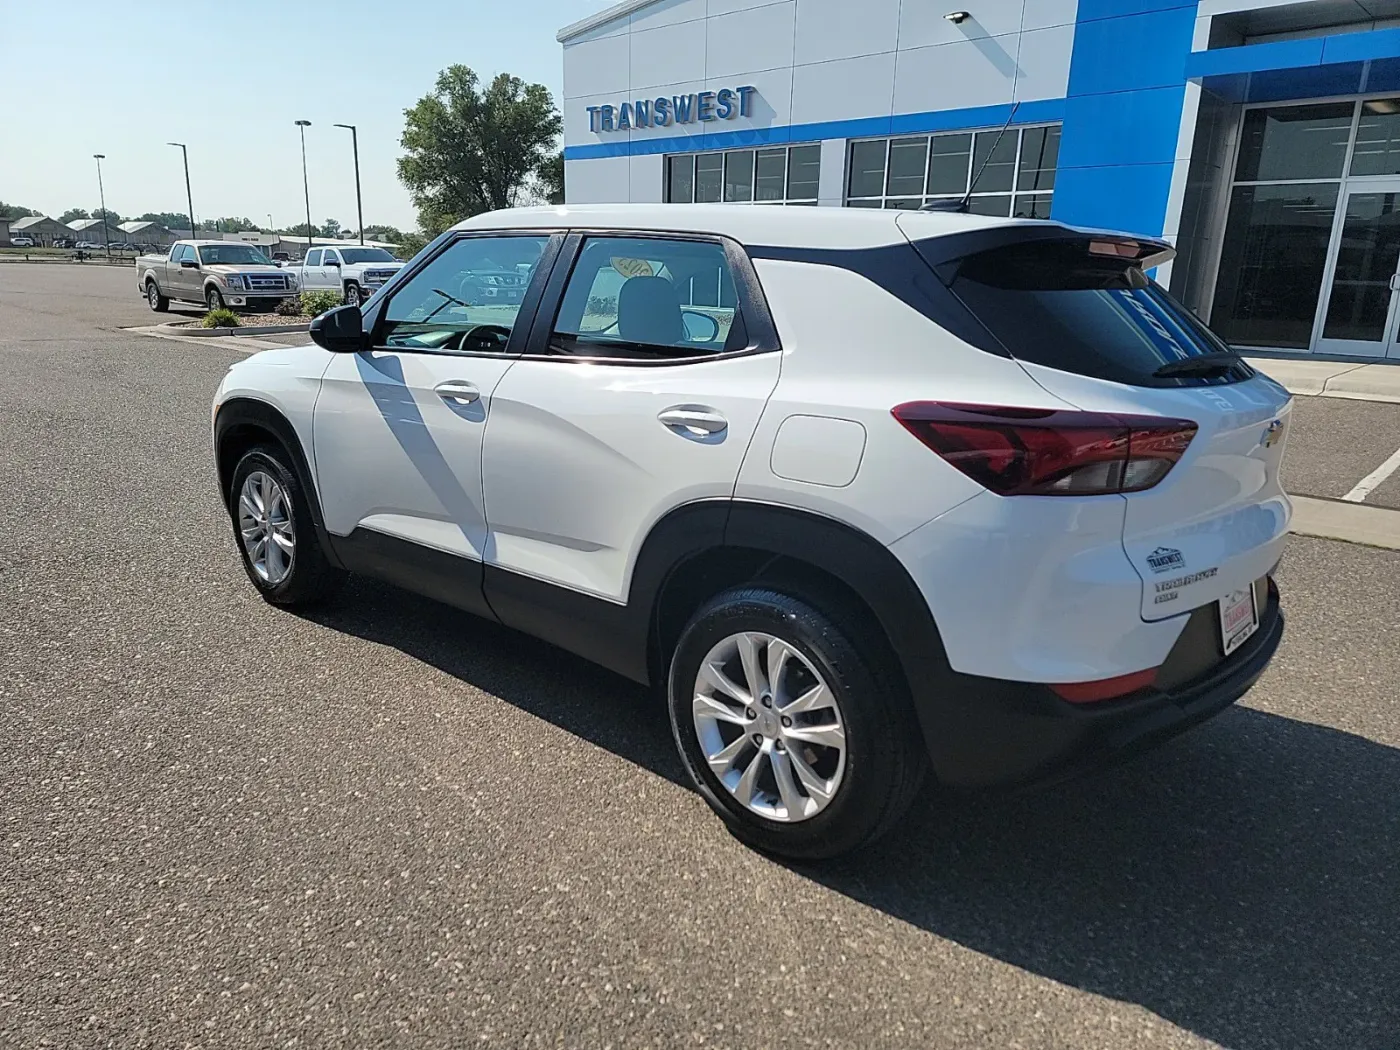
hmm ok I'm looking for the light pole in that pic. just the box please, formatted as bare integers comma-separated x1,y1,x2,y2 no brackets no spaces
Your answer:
167,142,195,239
295,120,313,260
333,123,364,244
93,153,111,257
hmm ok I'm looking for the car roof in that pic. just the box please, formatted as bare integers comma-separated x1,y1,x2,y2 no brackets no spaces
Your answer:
454,203,1058,250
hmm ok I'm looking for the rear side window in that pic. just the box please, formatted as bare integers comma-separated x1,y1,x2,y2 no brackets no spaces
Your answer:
947,239,1251,386
549,236,746,360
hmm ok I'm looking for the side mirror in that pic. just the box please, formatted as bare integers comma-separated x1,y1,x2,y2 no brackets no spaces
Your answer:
309,304,366,353
326,258,341,267
681,309,721,343
179,259,198,269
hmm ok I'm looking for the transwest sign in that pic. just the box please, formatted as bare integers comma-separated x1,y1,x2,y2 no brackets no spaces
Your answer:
586,86,757,133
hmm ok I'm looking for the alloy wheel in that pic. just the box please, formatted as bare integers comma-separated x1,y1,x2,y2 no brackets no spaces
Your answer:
692,631,847,823
238,471,295,585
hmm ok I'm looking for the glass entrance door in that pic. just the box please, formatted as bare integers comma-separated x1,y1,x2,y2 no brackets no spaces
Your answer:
1314,179,1400,357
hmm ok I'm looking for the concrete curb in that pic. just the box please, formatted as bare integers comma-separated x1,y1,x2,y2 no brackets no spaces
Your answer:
157,322,310,337
1289,495,1400,551
1244,356,1400,403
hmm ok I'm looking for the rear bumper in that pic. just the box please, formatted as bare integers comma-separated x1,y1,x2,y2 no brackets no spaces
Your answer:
914,583,1283,789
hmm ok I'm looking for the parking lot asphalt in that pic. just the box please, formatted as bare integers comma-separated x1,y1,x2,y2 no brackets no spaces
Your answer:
1283,395,1400,508
2,265,1399,1049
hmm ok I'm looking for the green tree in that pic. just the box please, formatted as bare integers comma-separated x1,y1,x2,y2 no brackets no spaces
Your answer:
59,207,91,224
320,218,342,238
284,222,317,239
136,212,192,229
394,232,429,260
0,201,43,220
91,207,122,225
397,65,562,229
534,150,564,205
362,225,406,244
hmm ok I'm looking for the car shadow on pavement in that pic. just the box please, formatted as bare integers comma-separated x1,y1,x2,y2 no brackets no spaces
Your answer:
303,578,1398,1050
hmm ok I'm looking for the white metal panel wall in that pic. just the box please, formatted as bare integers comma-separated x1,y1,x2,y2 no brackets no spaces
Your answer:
561,0,1080,203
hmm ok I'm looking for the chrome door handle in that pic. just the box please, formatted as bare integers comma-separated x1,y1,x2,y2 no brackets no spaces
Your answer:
1390,273,1400,292
658,406,728,437
434,380,480,404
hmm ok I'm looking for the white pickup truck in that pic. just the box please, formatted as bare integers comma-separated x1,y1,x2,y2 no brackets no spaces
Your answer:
294,245,404,307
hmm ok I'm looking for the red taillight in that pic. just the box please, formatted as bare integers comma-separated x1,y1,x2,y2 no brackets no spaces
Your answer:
891,402,1197,496
1050,667,1159,704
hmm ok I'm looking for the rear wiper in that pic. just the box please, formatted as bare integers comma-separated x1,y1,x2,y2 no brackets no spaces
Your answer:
1153,351,1243,379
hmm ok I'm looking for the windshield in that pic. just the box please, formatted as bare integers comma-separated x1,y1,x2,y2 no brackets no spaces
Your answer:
339,248,395,264
197,244,272,265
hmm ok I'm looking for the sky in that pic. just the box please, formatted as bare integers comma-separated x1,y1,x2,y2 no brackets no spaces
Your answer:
0,0,609,232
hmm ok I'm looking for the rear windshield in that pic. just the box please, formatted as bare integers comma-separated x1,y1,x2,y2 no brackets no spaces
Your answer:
947,239,1251,386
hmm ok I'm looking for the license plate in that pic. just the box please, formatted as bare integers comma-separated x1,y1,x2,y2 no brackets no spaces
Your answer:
1219,587,1259,656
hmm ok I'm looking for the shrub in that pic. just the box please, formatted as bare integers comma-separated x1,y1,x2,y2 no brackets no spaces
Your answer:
274,296,302,317
202,307,241,328
300,290,342,317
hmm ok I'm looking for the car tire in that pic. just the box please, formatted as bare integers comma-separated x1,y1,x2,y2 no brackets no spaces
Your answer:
206,285,225,311
667,586,928,861
146,280,169,312
343,282,362,307
228,445,344,607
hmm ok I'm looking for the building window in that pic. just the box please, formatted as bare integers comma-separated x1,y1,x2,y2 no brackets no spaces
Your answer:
1209,99,1397,350
666,144,821,205
843,124,1060,218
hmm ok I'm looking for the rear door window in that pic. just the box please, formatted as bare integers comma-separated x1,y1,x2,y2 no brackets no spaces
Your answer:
945,239,1252,386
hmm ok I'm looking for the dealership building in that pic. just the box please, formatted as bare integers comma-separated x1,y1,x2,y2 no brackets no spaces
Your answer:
559,0,1400,359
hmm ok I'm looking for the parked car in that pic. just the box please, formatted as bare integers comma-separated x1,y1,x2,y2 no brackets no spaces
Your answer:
10,236,35,247
52,238,73,249
294,245,405,307
74,240,105,251
210,204,1290,860
137,240,299,312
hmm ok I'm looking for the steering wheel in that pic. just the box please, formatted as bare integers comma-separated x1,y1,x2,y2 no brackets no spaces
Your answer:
456,323,512,352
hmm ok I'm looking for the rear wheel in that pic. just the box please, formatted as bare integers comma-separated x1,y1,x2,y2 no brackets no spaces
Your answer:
146,280,168,312
205,285,225,311
667,587,927,860
229,445,343,607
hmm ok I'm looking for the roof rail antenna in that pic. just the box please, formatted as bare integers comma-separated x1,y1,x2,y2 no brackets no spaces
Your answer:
922,101,1020,214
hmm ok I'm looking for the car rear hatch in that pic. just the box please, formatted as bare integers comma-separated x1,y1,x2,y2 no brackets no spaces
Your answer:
908,223,1293,626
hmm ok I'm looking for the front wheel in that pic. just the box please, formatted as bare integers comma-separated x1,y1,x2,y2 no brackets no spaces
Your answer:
228,446,343,607
205,285,226,311
668,587,928,861
343,282,362,307
146,280,168,312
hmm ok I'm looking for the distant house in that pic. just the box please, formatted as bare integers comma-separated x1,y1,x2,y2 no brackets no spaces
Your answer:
67,217,124,245
0,218,9,246
9,215,69,246
118,221,173,248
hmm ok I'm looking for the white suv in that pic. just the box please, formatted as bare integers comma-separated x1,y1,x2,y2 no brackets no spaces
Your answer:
212,205,1291,860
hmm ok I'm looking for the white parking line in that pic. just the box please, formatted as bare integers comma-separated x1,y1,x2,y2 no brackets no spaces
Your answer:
1342,445,1400,503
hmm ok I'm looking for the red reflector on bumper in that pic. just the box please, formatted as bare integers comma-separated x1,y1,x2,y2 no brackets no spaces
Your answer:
1050,668,1159,704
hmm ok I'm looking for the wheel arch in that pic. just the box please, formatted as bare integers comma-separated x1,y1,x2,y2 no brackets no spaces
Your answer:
639,501,953,709
214,397,331,536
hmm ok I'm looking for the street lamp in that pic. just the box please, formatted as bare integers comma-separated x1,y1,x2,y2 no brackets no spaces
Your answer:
167,142,195,240
333,123,364,244
295,120,313,260
93,153,111,257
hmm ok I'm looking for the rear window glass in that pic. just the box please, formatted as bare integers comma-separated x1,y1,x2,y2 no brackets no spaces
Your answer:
948,240,1249,386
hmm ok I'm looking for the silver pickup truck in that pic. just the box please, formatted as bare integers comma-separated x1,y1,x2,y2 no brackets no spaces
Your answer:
137,240,299,313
